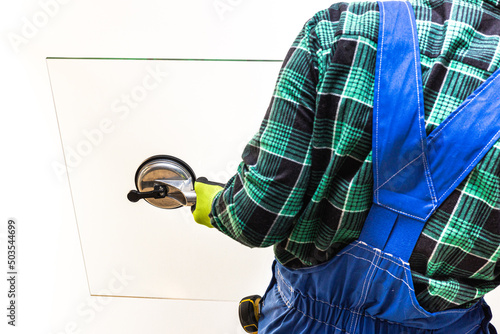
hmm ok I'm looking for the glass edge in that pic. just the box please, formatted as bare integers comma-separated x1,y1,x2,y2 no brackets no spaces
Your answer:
45,57,283,62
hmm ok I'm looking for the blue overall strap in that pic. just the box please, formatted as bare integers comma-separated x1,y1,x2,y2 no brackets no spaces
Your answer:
427,71,500,208
360,0,500,261
372,0,435,220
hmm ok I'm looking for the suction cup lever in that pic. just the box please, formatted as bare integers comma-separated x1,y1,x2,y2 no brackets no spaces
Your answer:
129,155,197,209
127,185,167,203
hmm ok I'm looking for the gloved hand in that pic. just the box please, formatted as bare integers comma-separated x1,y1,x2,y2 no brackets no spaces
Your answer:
192,177,225,228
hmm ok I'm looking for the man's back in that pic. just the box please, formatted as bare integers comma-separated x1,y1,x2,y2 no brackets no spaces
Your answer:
211,0,500,313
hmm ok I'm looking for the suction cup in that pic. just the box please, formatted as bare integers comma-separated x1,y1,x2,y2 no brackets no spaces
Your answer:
127,155,196,209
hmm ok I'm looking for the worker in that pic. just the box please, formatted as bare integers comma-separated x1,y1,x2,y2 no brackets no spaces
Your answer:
192,0,500,332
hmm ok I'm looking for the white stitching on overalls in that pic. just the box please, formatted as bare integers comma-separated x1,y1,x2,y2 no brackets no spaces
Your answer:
436,129,500,203
427,72,499,145
352,241,398,261
280,284,433,331
276,268,356,333
375,1,438,207
355,241,476,316
401,264,482,316
351,241,411,268
341,251,415,290
350,242,475,316
402,263,432,318
351,247,380,333
348,251,371,333
377,202,431,221
278,263,415,332
275,244,478,333
355,241,479,316
374,153,424,191
276,268,293,309
464,324,481,334
376,1,443,219
404,0,438,204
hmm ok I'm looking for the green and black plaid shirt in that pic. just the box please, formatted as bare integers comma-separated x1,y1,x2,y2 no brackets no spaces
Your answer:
212,0,500,312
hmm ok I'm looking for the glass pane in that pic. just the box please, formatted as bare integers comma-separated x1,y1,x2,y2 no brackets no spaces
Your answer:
47,58,281,301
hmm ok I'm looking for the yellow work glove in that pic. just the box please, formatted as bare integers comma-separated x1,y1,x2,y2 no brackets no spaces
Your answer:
192,177,224,228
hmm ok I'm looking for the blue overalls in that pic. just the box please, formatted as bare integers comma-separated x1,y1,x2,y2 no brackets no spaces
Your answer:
258,1,500,333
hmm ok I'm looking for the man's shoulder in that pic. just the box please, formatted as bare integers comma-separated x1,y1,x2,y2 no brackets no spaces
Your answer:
303,1,380,51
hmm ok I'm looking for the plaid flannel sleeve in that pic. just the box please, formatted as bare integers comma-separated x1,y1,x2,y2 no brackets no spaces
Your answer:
210,12,325,248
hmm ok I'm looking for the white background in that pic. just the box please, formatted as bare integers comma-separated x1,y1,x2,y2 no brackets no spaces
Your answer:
1,0,500,334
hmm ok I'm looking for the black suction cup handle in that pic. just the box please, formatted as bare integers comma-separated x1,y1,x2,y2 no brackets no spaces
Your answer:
127,185,167,203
